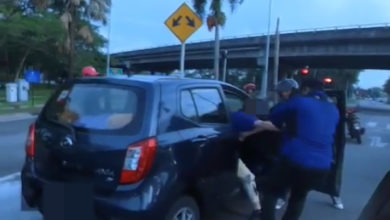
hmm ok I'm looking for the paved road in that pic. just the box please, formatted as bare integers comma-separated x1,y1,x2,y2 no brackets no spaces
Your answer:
0,112,389,220
0,118,35,177
358,100,390,112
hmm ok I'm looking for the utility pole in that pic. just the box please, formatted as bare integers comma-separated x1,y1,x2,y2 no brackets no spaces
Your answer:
222,50,228,82
105,5,112,76
259,0,273,99
273,17,280,102
214,23,220,80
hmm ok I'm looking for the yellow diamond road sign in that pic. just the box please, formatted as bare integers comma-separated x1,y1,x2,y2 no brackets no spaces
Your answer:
165,3,203,43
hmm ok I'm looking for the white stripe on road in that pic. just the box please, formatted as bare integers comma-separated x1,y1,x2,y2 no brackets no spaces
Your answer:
370,137,388,148
366,122,378,128
0,172,20,183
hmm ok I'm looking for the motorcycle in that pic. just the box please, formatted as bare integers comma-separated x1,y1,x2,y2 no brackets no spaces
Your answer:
346,109,365,144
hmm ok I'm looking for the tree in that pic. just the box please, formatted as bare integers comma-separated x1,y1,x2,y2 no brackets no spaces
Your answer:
30,0,111,78
0,0,107,82
0,10,65,80
192,0,244,80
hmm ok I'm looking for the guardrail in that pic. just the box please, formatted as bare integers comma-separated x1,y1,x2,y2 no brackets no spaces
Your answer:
113,23,390,54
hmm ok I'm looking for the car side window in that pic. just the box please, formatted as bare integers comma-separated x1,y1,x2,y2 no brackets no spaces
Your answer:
224,92,245,113
192,88,228,124
180,90,198,121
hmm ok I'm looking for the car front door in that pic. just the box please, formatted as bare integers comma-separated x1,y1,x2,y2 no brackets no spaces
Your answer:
314,90,347,197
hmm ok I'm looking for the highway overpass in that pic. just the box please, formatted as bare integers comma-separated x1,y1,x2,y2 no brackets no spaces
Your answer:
112,24,390,72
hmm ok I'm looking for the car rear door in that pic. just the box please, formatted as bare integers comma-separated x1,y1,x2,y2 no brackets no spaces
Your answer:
177,84,240,195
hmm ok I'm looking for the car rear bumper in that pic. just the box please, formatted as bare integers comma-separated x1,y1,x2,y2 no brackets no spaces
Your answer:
21,159,169,220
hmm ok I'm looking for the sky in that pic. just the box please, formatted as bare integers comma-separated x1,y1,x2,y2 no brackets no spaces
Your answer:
99,0,390,88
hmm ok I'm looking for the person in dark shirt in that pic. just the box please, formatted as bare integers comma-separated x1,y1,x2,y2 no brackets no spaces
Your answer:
241,79,340,220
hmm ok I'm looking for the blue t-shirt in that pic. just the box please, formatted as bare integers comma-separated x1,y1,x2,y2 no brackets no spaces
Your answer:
230,111,257,133
269,93,340,170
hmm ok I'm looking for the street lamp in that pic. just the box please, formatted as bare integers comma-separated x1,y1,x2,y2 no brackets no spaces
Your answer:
259,0,273,99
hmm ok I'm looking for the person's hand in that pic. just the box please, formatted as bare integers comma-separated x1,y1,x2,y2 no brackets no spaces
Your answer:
239,127,266,142
239,132,250,142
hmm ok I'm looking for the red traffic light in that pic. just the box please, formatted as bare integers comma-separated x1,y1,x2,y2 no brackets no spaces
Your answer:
300,68,310,75
323,77,333,84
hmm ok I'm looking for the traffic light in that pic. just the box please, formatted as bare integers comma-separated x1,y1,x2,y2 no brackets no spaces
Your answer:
300,66,310,76
323,77,333,84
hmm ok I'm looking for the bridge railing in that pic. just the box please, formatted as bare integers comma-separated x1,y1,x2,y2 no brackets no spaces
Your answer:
114,23,390,53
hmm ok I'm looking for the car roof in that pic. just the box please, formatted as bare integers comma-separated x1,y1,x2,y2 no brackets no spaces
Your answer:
73,75,246,95
76,75,230,86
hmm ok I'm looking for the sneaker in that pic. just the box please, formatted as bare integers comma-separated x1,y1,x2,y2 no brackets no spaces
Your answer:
332,197,344,210
275,198,286,210
248,209,262,220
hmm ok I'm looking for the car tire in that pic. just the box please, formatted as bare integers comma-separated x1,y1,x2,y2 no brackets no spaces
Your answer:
165,196,200,220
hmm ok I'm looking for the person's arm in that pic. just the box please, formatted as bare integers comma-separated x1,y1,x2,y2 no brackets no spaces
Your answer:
239,99,296,141
239,120,279,141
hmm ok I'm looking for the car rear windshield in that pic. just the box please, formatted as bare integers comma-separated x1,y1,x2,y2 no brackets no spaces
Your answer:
43,83,145,134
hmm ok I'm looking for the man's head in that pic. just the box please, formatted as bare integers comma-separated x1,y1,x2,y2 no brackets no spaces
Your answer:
301,79,324,95
276,79,299,100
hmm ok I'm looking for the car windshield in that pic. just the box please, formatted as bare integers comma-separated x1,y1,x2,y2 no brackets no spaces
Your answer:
44,83,144,132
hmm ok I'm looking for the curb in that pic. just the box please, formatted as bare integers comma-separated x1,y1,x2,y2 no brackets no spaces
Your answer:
357,106,390,114
0,113,37,123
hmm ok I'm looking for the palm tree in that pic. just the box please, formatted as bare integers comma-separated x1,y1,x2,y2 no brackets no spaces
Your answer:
31,0,111,79
192,0,244,80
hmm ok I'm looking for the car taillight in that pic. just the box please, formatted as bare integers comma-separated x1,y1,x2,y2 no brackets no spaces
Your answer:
120,138,158,185
25,124,36,158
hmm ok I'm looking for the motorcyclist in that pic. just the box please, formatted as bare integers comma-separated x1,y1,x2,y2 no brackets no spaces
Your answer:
272,79,300,210
241,79,340,220
274,79,344,211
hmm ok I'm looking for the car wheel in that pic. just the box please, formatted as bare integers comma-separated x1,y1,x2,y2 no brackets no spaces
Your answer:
165,196,200,220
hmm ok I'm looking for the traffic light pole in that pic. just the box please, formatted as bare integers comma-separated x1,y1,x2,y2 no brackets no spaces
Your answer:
260,0,273,99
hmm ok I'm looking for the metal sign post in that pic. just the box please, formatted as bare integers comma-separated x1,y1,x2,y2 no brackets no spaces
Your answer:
180,43,186,78
165,3,203,77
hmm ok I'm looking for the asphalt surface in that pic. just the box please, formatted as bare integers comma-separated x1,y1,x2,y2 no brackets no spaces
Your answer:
0,111,389,220
0,118,35,177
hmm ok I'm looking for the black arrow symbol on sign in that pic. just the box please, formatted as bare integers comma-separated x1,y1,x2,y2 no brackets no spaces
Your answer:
172,16,182,27
186,16,195,27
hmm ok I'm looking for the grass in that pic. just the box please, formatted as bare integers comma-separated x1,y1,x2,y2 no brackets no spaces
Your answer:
0,85,54,115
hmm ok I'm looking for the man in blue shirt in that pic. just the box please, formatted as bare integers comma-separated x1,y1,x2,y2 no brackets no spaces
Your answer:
241,79,340,220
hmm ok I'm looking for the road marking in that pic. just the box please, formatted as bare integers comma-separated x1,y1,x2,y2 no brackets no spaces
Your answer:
366,122,377,128
0,172,20,183
370,137,388,148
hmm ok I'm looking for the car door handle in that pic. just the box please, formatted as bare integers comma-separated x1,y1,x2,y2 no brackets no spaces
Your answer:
192,136,209,143
191,136,209,147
